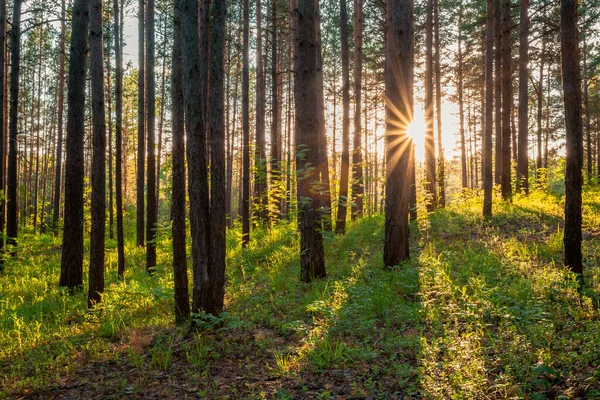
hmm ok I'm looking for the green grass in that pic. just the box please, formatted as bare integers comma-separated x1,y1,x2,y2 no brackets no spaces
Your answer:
1,186,600,398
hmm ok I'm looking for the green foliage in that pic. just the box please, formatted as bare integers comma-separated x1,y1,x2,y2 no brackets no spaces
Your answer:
2,187,600,398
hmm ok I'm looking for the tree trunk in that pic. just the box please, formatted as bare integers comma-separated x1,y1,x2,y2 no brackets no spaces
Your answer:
0,0,6,266
424,0,436,211
171,0,189,323
501,0,512,200
207,0,227,315
335,0,350,234
517,0,529,194
494,0,502,185
384,0,412,266
52,0,66,232
107,56,114,240
483,0,493,216
241,0,250,246
180,0,211,314
537,31,545,178
458,5,467,189
292,0,326,282
560,0,583,278
583,38,591,184
59,0,88,290
146,0,157,272
255,0,268,223
434,0,444,207
351,0,364,220
114,0,125,277
89,0,106,307
137,0,145,247
270,0,281,220
156,20,167,216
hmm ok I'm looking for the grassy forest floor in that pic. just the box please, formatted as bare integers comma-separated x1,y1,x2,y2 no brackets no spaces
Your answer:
2,183,600,399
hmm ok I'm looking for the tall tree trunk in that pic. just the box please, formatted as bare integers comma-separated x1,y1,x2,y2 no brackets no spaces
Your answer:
458,5,467,189
137,0,145,247
89,0,106,307
583,38,591,184
207,0,227,314
517,0,529,193
6,0,20,246
561,0,583,278
384,0,412,266
335,0,350,234
114,0,125,277
53,0,66,232
501,0,512,200
59,0,88,290
433,0,444,207
483,0,493,216
351,0,364,219
171,0,189,323
180,0,211,314
537,31,545,178
107,56,114,240
242,0,250,246
494,0,502,185
255,0,268,222
292,0,326,282
270,0,281,220
156,20,167,215
424,0,436,211
0,0,6,266
146,0,157,272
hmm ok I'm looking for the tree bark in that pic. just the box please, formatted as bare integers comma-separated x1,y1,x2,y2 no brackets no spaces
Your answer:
270,0,281,220
335,0,350,234
434,0,444,207
458,5,467,189
255,0,268,222
52,0,66,232
351,0,364,220
89,0,106,307
171,0,189,323
517,0,529,194
424,0,436,211
292,0,326,282
59,0,88,290
501,0,512,200
114,0,125,277
241,0,250,246
137,0,145,247
483,0,494,216
384,0,412,267
494,0,502,185
560,0,583,278
146,0,157,273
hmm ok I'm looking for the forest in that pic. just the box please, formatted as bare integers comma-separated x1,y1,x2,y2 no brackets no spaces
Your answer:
1,0,600,397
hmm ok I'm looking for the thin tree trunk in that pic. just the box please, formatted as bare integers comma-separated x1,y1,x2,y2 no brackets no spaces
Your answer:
270,0,281,220
52,0,66,231
137,0,146,247
434,0,444,207
517,0,529,194
0,0,6,266
537,31,545,178
494,0,502,185
561,0,583,278
114,0,125,277
483,0,493,216
156,18,167,217
59,0,88,290
583,38,591,184
89,0,106,307
146,0,157,272
335,0,350,234
255,0,267,222
424,0,436,211
351,0,364,219
107,55,114,239
171,0,189,323
242,0,250,246
501,0,512,200
458,6,467,190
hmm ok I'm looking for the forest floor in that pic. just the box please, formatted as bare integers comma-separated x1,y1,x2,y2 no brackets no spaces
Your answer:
2,184,600,399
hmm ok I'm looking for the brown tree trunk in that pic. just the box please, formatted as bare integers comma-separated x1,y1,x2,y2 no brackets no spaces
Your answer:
171,0,189,322
137,0,145,247
242,0,250,246
59,0,88,290
335,0,350,234
0,0,6,266
146,0,157,272
53,0,66,231
494,0,502,185
537,31,545,177
583,38,591,184
483,0,493,216
254,0,268,223
501,0,512,200
89,0,106,307
292,0,326,282
384,0,412,266
351,0,364,219
424,0,436,211
561,0,583,278
270,0,281,220
114,0,125,277
458,5,467,189
107,56,114,240
156,19,167,216
434,0,444,207
517,0,529,194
